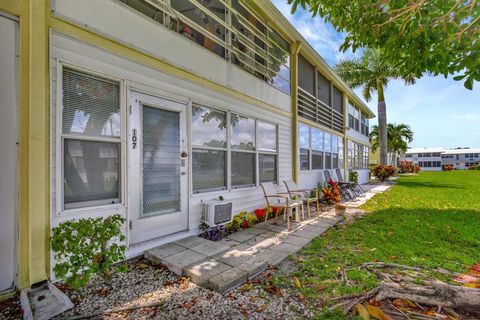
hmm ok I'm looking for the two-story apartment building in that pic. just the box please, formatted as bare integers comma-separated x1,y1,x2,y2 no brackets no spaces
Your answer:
404,148,444,171
0,0,374,292
441,148,480,170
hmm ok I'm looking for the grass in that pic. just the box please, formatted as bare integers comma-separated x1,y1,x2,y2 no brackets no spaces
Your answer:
273,171,480,319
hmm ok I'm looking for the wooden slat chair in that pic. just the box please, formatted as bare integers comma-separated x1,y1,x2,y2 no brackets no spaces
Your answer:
324,170,353,201
335,168,365,197
260,182,302,230
283,180,320,219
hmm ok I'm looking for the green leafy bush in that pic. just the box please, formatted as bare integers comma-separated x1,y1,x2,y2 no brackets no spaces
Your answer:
349,171,358,183
468,164,480,170
372,165,396,182
51,214,127,289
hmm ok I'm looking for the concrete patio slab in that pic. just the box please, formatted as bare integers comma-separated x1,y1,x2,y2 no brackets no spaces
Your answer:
175,236,210,248
281,234,312,247
227,231,256,243
216,238,242,248
214,244,258,267
161,249,207,275
237,256,268,278
191,240,230,257
268,242,302,254
183,258,232,286
208,267,247,293
254,248,291,267
145,243,185,264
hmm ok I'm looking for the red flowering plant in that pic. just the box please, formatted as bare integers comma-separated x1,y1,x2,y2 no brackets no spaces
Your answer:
322,179,341,205
254,208,267,220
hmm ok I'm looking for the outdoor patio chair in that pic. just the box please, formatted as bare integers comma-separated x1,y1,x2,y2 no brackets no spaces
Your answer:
260,182,303,230
323,170,353,201
335,168,365,197
283,180,321,219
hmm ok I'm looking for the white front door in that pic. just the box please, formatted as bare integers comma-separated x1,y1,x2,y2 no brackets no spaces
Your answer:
128,91,189,245
0,14,17,291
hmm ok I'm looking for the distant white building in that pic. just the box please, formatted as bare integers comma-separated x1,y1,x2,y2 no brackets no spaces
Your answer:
402,147,480,170
441,148,480,170
404,147,444,171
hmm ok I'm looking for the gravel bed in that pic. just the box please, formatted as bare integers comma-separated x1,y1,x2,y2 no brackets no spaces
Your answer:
0,292,22,320
50,257,312,320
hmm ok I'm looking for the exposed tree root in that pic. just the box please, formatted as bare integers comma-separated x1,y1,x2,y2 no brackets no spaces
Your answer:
332,262,480,318
376,280,480,311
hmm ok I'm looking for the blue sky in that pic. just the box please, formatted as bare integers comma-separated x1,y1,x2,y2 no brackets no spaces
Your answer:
272,0,480,149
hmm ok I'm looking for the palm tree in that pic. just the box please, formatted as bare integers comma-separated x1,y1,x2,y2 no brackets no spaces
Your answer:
369,123,414,166
335,49,415,165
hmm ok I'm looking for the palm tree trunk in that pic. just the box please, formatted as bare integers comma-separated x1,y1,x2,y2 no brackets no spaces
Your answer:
377,81,388,165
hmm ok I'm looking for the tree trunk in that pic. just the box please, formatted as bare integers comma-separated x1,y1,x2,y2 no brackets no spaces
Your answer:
376,81,388,165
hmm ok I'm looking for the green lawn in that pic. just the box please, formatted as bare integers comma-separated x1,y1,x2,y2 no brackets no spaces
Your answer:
273,171,480,318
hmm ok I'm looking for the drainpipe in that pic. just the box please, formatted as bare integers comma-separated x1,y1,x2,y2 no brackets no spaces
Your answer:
291,41,301,183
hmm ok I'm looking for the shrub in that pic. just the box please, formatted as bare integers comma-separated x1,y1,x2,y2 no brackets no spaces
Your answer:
51,214,127,289
444,165,454,171
322,179,341,204
349,171,359,183
398,160,420,173
468,164,480,170
372,165,396,181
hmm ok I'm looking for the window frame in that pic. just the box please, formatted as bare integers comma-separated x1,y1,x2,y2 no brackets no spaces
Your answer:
56,62,126,214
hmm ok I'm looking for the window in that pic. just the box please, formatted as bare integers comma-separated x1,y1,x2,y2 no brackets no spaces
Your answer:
324,132,332,169
361,113,369,136
299,124,310,170
192,107,277,192
258,121,278,183
406,154,413,158
299,124,342,171
297,54,344,133
61,68,121,209
347,140,369,170
192,105,227,192
348,103,360,131
311,128,324,170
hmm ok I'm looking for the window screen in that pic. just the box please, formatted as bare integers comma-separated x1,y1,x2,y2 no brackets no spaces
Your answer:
259,154,277,183
332,86,343,114
192,149,227,192
231,152,255,187
298,54,315,95
317,72,331,106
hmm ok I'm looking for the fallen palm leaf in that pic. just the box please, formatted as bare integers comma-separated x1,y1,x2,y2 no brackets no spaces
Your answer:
357,303,370,320
365,304,391,320
293,275,302,289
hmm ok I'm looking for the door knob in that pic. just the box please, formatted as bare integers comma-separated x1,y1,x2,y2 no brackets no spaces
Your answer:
181,151,188,158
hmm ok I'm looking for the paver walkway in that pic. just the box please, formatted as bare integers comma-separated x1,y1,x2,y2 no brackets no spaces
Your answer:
146,183,391,293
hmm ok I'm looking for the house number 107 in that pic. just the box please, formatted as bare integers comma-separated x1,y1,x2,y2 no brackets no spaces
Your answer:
132,129,137,149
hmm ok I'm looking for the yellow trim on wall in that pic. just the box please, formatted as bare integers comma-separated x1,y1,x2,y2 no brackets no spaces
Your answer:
291,41,301,183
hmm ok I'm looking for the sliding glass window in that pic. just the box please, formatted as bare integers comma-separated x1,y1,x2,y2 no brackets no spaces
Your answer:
192,107,278,193
299,123,342,172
